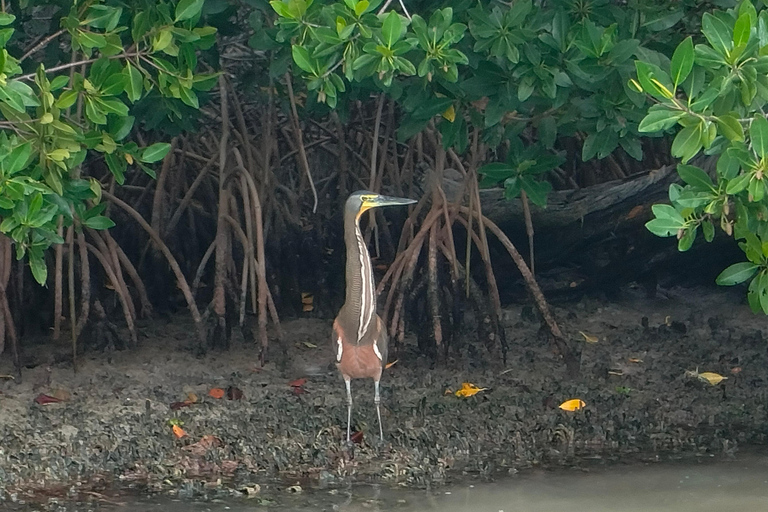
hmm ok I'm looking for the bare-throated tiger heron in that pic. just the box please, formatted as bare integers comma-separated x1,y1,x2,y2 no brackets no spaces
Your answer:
332,191,416,442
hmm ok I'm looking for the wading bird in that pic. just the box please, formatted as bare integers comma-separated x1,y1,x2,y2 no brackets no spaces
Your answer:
333,191,416,442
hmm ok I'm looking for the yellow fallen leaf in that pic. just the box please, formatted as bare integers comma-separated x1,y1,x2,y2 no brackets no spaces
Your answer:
186,392,198,404
303,341,317,348
559,399,586,411
444,388,453,395
608,369,624,376
124,153,134,165
579,331,599,343
442,104,456,122
385,359,398,369
454,382,487,398
698,372,728,385
628,357,643,363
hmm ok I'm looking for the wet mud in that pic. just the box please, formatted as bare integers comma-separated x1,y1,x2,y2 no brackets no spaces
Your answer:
1,283,767,509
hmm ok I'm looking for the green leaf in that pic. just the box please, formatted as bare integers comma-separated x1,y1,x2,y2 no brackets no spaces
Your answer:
702,12,733,56
716,261,759,285
733,13,751,47
175,0,205,22
100,73,128,96
29,252,47,285
677,164,714,191
638,109,684,132
651,203,685,223
291,45,315,74
76,30,106,49
646,218,684,237
0,13,15,26
726,172,752,194
382,11,402,48
141,142,172,163
716,113,745,141
519,176,551,207
670,37,694,87
703,219,715,242
750,115,768,158
56,89,79,109
635,61,674,100
83,215,115,230
3,142,30,175
124,63,143,103
49,76,69,91
670,124,703,163
678,226,696,251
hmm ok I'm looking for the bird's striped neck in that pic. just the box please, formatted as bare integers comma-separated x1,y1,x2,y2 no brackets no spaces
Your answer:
343,214,376,343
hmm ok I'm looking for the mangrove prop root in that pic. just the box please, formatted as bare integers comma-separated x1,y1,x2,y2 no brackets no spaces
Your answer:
101,190,206,347
459,206,579,377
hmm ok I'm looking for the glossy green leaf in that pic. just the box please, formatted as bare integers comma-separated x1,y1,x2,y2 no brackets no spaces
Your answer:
83,215,116,230
750,115,768,158
382,11,402,48
175,0,205,22
291,45,315,74
670,124,703,163
638,109,684,132
141,142,172,163
733,13,751,47
677,164,714,191
670,36,694,87
716,113,744,141
719,261,758,285
702,12,732,56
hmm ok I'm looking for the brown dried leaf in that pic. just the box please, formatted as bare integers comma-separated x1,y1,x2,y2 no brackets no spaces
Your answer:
226,386,243,400
34,393,63,405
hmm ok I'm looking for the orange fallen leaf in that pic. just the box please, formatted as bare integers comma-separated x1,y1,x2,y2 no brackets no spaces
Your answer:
172,425,187,438
289,378,307,388
292,386,308,395
208,388,225,399
559,399,586,411
385,359,398,369
454,382,487,398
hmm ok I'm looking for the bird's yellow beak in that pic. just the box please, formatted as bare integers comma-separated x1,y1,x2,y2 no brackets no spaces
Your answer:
359,194,417,214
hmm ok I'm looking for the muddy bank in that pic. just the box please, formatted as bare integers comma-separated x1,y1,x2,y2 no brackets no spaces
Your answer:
1,283,767,506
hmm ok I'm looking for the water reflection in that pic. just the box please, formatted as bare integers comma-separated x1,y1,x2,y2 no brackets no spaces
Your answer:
118,454,768,512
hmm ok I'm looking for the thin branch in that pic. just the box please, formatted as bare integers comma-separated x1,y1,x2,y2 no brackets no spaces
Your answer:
284,72,318,213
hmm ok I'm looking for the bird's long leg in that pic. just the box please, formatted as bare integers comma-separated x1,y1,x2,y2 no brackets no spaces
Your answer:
345,377,352,442
374,379,383,441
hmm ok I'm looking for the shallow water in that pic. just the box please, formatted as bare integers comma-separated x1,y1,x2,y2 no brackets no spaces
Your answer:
114,454,768,512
